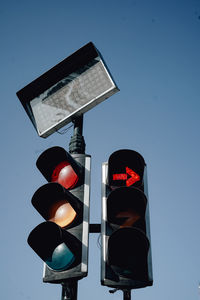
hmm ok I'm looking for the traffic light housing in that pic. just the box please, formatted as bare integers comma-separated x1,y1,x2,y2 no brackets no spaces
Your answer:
28,146,91,283
101,149,153,289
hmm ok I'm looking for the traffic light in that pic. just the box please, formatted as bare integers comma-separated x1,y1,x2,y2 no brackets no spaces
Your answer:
27,146,91,283
101,149,153,290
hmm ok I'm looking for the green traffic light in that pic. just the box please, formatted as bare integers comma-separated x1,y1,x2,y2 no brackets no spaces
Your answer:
45,242,75,271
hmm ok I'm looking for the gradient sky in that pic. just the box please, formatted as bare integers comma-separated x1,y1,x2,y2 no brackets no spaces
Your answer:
1,1,200,300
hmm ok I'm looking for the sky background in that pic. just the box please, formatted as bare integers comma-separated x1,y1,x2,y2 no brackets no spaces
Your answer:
1,0,200,299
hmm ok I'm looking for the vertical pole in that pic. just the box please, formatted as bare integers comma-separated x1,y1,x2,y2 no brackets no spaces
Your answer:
123,290,131,300
73,115,83,136
61,280,78,300
69,115,85,154
63,116,84,300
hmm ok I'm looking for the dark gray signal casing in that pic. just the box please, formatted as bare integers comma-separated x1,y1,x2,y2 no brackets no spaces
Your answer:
43,153,91,283
101,149,153,290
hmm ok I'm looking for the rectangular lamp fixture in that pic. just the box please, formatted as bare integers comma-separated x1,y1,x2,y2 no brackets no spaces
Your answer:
17,42,119,138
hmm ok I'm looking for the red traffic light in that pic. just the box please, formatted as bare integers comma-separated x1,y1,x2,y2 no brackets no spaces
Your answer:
51,161,79,190
36,146,82,190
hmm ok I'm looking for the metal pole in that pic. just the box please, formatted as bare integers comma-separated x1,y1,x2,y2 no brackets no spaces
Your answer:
69,115,85,154
73,115,83,136
123,289,131,300
61,281,78,300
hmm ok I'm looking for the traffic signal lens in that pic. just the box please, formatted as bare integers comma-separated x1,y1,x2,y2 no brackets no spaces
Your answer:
48,200,77,228
45,242,75,271
113,167,140,187
108,228,149,279
125,167,140,187
107,187,147,229
116,210,141,227
51,161,79,189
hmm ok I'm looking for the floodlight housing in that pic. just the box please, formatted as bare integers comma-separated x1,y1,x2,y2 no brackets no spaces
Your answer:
17,42,119,138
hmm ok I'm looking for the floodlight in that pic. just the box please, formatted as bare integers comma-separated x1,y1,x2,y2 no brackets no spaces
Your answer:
17,42,119,138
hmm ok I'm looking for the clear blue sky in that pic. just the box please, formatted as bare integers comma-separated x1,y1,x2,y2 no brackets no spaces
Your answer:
1,0,200,299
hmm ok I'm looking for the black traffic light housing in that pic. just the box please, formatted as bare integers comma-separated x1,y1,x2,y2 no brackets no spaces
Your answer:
28,146,91,283
101,149,153,290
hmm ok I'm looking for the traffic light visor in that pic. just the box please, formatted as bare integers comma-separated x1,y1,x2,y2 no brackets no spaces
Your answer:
108,149,145,189
107,187,147,228
108,227,149,279
31,183,82,228
27,222,78,271
36,147,82,189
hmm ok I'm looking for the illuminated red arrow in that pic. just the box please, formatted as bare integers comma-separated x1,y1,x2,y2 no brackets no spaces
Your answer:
113,167,140,187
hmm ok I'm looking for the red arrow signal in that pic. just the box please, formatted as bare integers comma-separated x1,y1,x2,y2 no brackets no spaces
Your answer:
113,167,140,187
